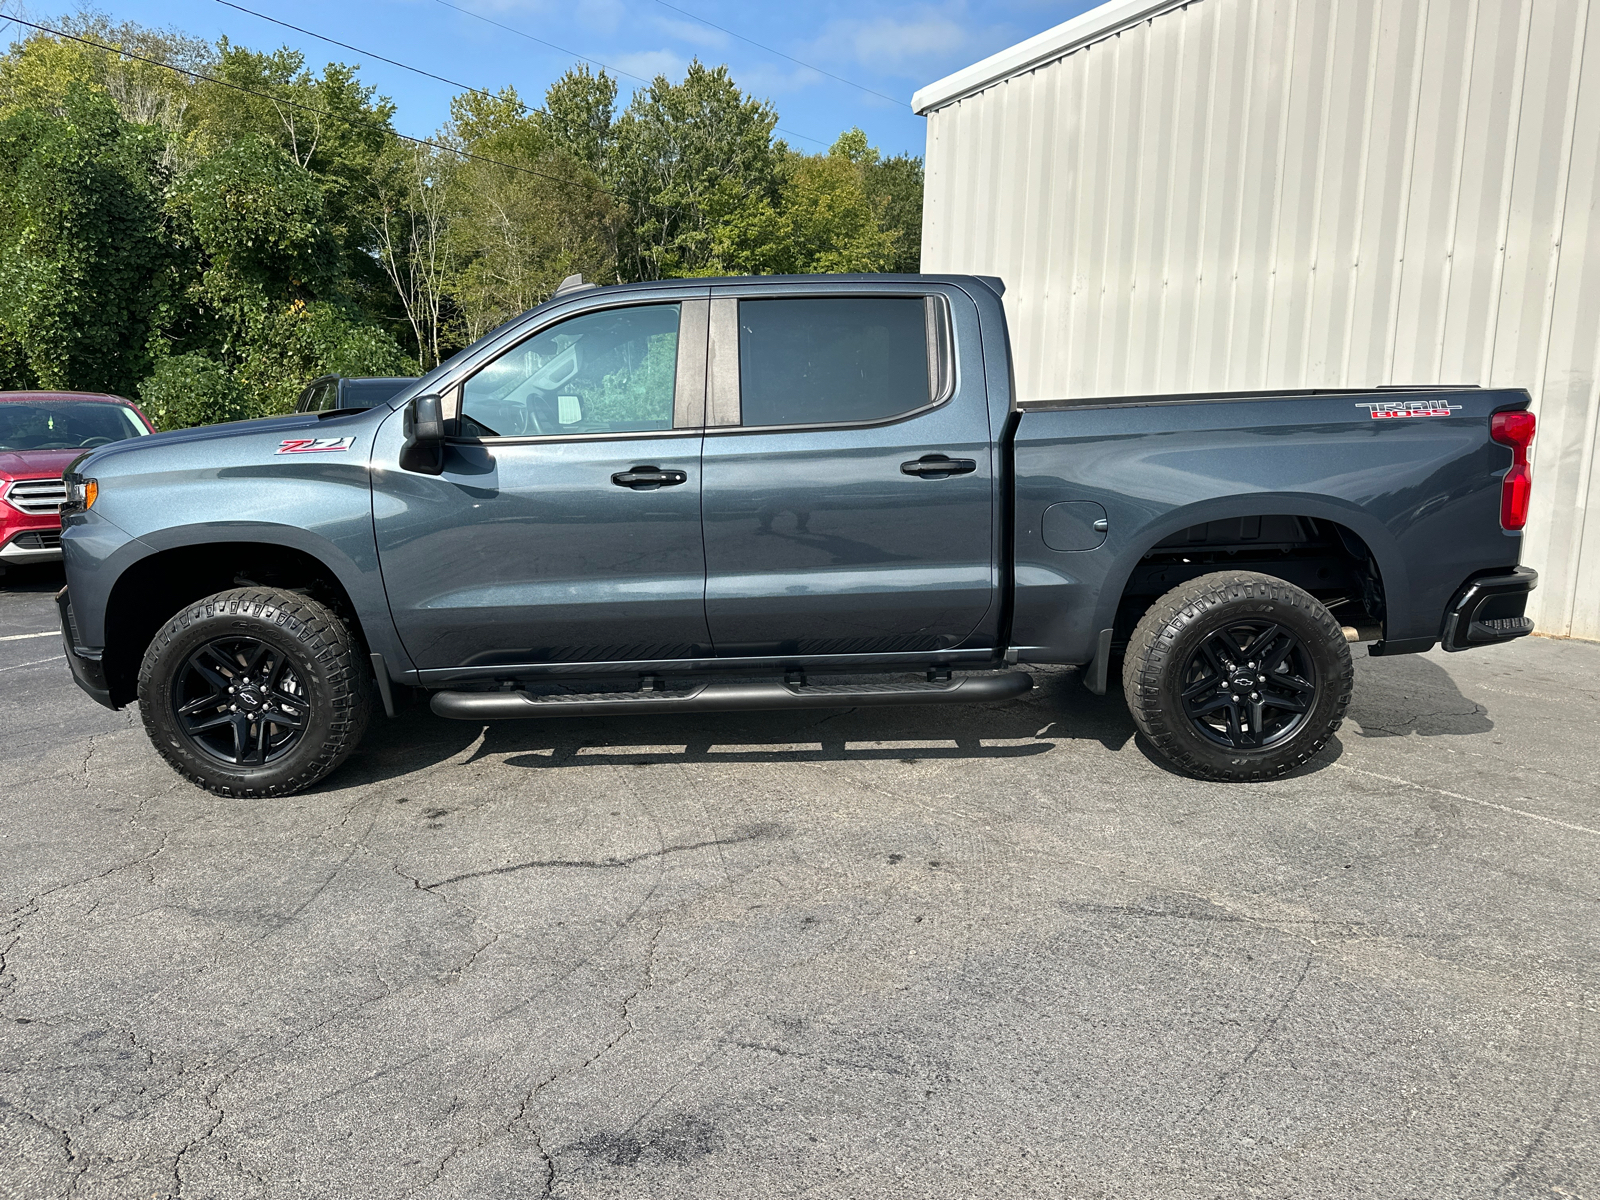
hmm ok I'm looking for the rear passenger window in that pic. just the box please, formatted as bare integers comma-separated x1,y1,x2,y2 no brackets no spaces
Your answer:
738,297,935,428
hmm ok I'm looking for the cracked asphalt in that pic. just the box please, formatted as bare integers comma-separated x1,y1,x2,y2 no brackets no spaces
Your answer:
2,561,1598,1200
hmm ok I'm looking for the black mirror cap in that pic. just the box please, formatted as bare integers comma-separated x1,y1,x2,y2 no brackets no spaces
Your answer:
400,394,446,475
411,393,444,443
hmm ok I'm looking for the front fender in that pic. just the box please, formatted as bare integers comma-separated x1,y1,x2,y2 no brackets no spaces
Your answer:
58,405,414,676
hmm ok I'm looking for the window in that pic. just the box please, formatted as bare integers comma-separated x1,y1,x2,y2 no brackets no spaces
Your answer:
460,303,681,438
737,297,935,428
0,402,147,450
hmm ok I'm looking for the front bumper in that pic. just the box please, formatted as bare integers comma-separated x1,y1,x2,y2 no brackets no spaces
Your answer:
1,529,64,563
56,587,116,708
1441,566,1538,651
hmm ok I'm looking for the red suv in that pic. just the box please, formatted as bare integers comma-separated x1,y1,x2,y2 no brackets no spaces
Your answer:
1,391,155,573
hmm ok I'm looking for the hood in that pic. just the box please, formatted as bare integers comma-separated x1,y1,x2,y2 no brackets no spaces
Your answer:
80,411,329,471
0,447,87,480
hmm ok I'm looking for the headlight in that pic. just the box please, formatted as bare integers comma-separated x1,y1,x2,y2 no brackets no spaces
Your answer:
63,478,97,511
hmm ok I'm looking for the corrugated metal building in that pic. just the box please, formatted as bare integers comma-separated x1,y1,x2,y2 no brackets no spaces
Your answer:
914,0,1600,641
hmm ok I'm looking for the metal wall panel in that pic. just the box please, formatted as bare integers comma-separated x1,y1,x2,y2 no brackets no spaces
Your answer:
923,0,1600,639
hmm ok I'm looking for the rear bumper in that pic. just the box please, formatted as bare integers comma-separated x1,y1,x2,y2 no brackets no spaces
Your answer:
55,587,116,709
1441,566,1538,652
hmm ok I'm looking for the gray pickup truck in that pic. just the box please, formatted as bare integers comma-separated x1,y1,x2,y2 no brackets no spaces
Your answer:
55,274,1538,797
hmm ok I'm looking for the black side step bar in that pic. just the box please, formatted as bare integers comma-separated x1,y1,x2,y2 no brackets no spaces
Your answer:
430,673,1034,721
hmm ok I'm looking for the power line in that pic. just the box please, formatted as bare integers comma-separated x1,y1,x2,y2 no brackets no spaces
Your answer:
432,0,649,86
650,0,910,109
217,0,831,151
1,14,611,195
215,0,494,103
429,0,829,146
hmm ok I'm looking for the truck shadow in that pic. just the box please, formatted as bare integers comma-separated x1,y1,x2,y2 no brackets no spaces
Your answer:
334,656,1480,789
0,562,65,594
338,667,1146,786
1345,650,1495,738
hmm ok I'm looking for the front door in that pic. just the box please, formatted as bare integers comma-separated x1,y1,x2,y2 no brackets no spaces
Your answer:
699,287,996,659
374,298,711,673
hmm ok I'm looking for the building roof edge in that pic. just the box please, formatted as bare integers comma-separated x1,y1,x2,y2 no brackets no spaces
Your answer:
911,0,1193,115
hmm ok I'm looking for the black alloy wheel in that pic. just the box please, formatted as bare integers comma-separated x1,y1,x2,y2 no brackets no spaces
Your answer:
173,636,310,765
138,587,372,797
1178,620,1317,750
1121,570,1354,781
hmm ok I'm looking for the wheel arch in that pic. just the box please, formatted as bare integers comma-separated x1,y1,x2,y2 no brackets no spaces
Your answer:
1094,494,1403,650
100,536,380,707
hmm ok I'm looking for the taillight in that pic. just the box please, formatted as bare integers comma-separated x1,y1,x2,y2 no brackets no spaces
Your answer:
1490,410,1535,531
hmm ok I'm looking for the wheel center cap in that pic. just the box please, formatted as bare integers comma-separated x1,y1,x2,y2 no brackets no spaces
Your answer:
1231,675,1255,691
237,687,263,710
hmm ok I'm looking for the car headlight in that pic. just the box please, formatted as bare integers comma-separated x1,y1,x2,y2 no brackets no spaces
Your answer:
63,477,98,511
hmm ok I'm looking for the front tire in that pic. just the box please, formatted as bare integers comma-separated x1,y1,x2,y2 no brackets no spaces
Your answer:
137,587,372,797
1121,571,1353,781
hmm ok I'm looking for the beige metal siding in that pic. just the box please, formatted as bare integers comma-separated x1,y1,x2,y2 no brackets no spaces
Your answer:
923,0,1600,640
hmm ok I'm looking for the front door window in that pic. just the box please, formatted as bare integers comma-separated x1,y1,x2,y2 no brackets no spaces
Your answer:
460,304,681,438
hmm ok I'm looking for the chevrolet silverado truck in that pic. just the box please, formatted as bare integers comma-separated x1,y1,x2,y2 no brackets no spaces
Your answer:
54,274,1538,797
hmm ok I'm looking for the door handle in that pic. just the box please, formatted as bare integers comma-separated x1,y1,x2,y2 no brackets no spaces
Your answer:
901,454,978,479
612,465,688,490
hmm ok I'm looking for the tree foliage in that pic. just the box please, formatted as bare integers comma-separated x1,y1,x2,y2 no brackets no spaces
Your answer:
0,85,168,396
0,22,924,427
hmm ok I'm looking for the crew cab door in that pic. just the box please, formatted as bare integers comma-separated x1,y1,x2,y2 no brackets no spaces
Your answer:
700,284,997,658
373,296,711,673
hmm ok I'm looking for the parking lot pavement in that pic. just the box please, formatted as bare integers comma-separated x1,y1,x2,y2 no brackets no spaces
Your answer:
1,564,1597,1200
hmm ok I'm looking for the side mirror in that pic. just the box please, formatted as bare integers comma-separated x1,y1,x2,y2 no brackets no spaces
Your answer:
400,393,445,475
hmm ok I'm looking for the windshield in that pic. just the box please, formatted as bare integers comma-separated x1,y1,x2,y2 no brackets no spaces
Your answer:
0,402,148,451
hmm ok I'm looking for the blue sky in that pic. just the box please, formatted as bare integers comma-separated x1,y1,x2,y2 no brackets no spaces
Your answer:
19,0,1101,158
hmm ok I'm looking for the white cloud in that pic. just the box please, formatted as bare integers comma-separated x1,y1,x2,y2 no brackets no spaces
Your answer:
806,4,991,76
610,48,687,83
652,16,731,50
575,0,626,35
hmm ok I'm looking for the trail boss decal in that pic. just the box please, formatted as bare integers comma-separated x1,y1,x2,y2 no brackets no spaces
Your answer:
277,436,356,454
1356,400,1463,420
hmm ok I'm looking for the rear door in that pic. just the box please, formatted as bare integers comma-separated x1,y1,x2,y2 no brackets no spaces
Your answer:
699,283,997,659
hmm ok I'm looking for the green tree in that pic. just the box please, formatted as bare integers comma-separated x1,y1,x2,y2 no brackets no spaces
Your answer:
372,140,458,370
189,42,398,312
830,128,923,272
441,87,616,341
705,135,899,276
0,85,168,396
542,64,616,174
155,130,414,426
610,61,781,279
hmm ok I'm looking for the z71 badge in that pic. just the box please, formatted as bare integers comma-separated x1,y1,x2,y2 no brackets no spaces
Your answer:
277,436,356,454
1356,400,1462,420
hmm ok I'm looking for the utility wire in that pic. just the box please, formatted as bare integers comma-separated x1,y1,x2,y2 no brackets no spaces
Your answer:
215,0,494,102
1,14,612,194
218,0,830,149
650,0,909,108
432,0,650,86
430,0,828,146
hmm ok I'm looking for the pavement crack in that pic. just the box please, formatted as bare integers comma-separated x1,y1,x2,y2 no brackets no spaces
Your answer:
425,824,780,889
1189,950,1314,1121
1493,996,1584,1195
171,1077,227,1198
500,919,668,1197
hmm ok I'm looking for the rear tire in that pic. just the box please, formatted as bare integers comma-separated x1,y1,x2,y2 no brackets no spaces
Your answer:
137,587,371,797
1121,571,1352,781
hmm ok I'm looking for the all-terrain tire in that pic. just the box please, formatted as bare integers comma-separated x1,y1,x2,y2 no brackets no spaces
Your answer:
1121,571,1353,781
137,587,372,797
